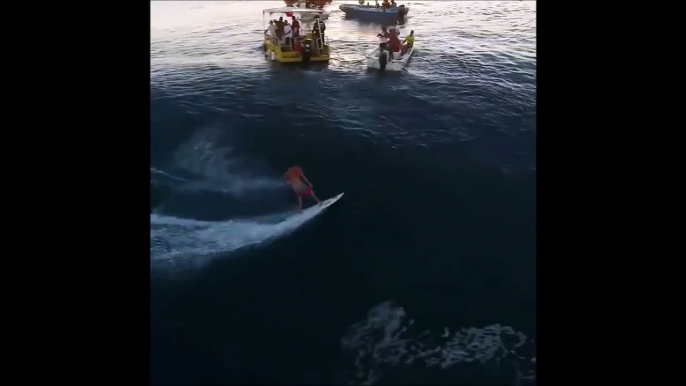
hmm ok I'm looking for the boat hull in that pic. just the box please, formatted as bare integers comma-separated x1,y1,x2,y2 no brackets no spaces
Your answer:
339,4,409,21
299,11,330,21
264,34,330,63
366,45,413,71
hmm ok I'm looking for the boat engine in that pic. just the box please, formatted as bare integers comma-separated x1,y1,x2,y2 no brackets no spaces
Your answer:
378,49,387,70
302,39,312,64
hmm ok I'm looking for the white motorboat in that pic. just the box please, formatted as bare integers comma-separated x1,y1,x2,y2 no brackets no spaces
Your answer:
366,24,414,71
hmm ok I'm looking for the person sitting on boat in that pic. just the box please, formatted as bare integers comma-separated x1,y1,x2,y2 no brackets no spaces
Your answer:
358,0,365,4
375,0,380,8
391,0,397,7
402,30,414,54
382,0,391,9
291,16,300,37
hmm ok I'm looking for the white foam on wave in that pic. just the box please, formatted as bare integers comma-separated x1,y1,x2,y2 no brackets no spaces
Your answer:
151,194,341,269
340,301,536,385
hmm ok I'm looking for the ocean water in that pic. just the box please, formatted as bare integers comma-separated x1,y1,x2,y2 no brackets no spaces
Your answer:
150,1,536,384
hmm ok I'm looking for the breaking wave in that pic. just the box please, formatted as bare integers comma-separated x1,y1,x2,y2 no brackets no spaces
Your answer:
339,301,536,385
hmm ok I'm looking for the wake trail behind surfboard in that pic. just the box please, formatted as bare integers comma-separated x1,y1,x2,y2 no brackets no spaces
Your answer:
150,193,344,268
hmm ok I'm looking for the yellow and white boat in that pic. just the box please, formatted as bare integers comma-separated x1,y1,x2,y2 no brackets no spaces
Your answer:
263,7,330,64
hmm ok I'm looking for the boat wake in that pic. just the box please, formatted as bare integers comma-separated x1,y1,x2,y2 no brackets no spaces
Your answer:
338,301,536,385
151,197,336,270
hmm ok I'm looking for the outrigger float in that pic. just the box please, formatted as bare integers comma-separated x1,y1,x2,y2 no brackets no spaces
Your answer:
263,7,330,64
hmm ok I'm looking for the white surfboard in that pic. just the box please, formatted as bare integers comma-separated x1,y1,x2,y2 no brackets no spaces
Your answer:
319,192,344,210
257,193,344,224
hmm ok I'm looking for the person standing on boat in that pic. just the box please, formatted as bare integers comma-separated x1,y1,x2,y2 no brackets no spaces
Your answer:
291,16,300,37
285,165,320,210
377,26,389,52
388,28,401,60
284,21,293,48
275,17,285,42
376,26,393,55
266,20,276,36
312,16,326,50
402,30,414,54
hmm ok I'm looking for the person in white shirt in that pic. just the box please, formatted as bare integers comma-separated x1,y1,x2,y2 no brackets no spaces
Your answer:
266,21,276,36
283,22,293,47
377,26,389,51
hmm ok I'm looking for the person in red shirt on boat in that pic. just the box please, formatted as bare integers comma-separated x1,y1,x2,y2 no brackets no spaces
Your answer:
291,16,300,37
285,164,320,210
388,27,401,60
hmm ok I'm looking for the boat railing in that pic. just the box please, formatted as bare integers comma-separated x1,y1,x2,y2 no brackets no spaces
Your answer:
266,34,280,47
266,31,328,50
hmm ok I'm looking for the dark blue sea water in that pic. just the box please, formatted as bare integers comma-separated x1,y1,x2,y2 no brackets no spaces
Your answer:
150,1,536,384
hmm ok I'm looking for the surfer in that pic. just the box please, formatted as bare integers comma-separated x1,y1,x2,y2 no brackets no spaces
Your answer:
285,164,320,209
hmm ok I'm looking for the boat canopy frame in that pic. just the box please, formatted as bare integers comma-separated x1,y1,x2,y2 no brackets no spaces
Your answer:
262,7,327,28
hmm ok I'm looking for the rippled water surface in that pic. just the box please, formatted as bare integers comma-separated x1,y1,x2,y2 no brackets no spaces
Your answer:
151,1,536,384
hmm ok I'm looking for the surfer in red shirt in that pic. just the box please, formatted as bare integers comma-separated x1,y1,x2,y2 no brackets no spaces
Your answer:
285,165,320,209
